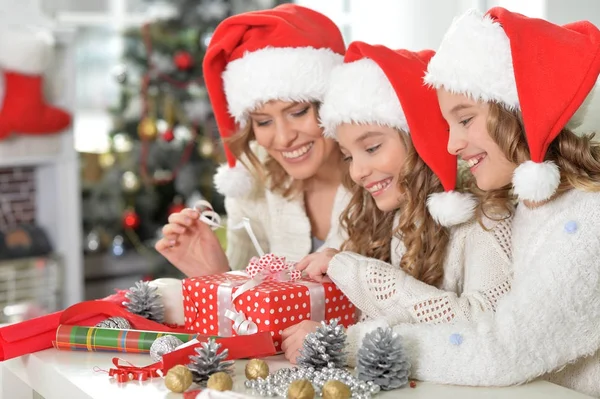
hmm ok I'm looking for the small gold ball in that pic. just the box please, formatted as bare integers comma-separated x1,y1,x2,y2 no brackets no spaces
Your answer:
164,365,193,393
322,380,352,399
206,371,233,392
245,359,269,380
287,379,315,399
138,117,158,141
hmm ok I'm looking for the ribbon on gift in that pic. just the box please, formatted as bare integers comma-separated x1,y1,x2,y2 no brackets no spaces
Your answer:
94,358,162,383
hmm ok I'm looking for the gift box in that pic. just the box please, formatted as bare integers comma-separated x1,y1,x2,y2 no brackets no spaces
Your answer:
182,268,357,349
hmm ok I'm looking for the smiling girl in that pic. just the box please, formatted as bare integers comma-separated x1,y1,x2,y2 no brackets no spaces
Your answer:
281,42,514,362
155,4,351,275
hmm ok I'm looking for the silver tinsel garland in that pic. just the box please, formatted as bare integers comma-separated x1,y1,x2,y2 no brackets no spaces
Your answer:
297,318,347,370
123,280,165,323
244,365,381,398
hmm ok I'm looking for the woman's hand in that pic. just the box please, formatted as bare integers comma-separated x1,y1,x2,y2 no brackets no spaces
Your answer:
295,248,339,282
281,320,321,363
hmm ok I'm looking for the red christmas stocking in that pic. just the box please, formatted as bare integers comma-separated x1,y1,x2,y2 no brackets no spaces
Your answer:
0,30,72,140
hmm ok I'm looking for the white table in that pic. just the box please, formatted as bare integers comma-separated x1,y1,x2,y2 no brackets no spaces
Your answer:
0,349,593,399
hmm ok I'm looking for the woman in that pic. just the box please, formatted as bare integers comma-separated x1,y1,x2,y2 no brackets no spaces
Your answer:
349,8,600,397
281,42,513,362
155,4,349,275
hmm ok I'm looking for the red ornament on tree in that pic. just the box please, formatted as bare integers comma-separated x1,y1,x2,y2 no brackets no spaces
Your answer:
122,209,141,229
174,51,193,70
168,196,186,216
162,128,175,142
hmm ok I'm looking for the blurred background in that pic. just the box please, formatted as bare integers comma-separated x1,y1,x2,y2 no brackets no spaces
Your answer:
0,0,598,323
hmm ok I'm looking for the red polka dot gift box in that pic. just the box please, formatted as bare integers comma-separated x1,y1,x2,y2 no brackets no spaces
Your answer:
182,254,358,350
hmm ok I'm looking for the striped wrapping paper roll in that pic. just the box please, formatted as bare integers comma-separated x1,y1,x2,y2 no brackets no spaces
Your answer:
53,325,202,354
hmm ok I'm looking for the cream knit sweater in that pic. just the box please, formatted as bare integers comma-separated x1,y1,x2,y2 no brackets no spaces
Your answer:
347,189,600,397
329,215,514,361
224,183,351,270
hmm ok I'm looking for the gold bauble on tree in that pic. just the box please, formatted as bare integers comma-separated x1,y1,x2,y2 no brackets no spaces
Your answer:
138,116,159,141
244,359,269,380
164,365,193,393
287,379,315,399
206,371,233,391
322,380,352,399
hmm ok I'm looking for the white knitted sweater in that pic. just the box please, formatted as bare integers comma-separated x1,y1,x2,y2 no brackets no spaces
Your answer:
348,189,600,397
329,215,514,362
224,183,351,270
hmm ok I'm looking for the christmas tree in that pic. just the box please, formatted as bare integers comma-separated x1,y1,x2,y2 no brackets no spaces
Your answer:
81,0,284,269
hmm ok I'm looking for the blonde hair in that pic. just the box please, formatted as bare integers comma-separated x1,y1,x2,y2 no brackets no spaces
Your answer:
339,131,450,287
472,102,600,224
225,104,323,198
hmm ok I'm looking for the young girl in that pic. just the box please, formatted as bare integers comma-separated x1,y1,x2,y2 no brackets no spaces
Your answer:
348,8,600,397
281,42,513,362
155,4,350,276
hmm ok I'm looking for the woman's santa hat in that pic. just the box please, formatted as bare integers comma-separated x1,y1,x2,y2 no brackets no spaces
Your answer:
424,7,600,202
202,4,345,198
320,42,476,227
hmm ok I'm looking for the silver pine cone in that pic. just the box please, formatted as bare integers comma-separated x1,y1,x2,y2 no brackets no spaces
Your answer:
297,318,347,369
357,327,411,390
188,338,234,384
123,280,165,323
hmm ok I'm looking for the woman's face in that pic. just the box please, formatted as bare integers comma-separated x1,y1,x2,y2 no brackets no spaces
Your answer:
437,89,517,191
250,100,338,181
337,123,407,212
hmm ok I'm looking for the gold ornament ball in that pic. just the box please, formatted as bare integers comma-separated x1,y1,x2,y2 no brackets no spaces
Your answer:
164,365,193,393
207,371,233,392
245,359,269,380
322,380,352,399
138,117,159,141
287,379,315,399
98,152,116,169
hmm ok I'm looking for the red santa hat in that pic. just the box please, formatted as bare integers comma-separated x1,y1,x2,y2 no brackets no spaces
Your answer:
424,7,600,202
319,42,476,226
203,4,345,198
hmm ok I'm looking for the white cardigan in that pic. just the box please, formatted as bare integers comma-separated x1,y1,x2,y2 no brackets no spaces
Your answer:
330,215,513,361
349,189,600,397
224,182,351,270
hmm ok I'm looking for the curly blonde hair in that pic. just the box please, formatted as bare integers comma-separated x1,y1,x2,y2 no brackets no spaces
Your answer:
340,131,450,287
472,102,600,224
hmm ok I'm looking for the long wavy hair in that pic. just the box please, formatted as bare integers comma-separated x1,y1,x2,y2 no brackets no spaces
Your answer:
471,102,600,224
339,130,451,287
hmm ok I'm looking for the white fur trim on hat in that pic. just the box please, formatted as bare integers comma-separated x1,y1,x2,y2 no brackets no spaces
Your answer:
512,160,560,202
0,27,54,74
320,58,408,139
214,162,254,198
426,191,477,227
223,47,343,124
424,9,519,110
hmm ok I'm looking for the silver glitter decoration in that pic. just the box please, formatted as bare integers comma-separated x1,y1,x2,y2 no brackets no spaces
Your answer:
298,318,347,370
123,280,165,323
149,335,184,362
95,317,131,329
188,338,234,384
245,365,381,398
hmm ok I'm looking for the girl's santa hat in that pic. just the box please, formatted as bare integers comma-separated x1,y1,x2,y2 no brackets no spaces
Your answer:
424,7,600,202
203,4,345,198
320,42,476,226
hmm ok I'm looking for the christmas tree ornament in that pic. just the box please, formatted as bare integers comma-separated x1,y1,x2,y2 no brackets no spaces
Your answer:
122,209,141,229
198,136,215,157
357,327,411,390
85,230,101,253
173,124,192,142
149,335,184,362
161,128,175,142
111,234,125,256
123,280,165,323
98,152,116,169
95,317,131,329
0,27,72,140
174,50,194,70
187,338,234,385
138,116,159,141
207,371,233,391
111,133,133,153
112,64,128,84
322,380,351,399
165,365,193,393
168,196,186,216
287,379,314,399
298,318,347,370
245,358,269,380
120,170,141,193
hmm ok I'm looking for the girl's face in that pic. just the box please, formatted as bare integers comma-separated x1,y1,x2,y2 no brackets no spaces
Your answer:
437,89,517,191
337,123,407,212
250,100,338,181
